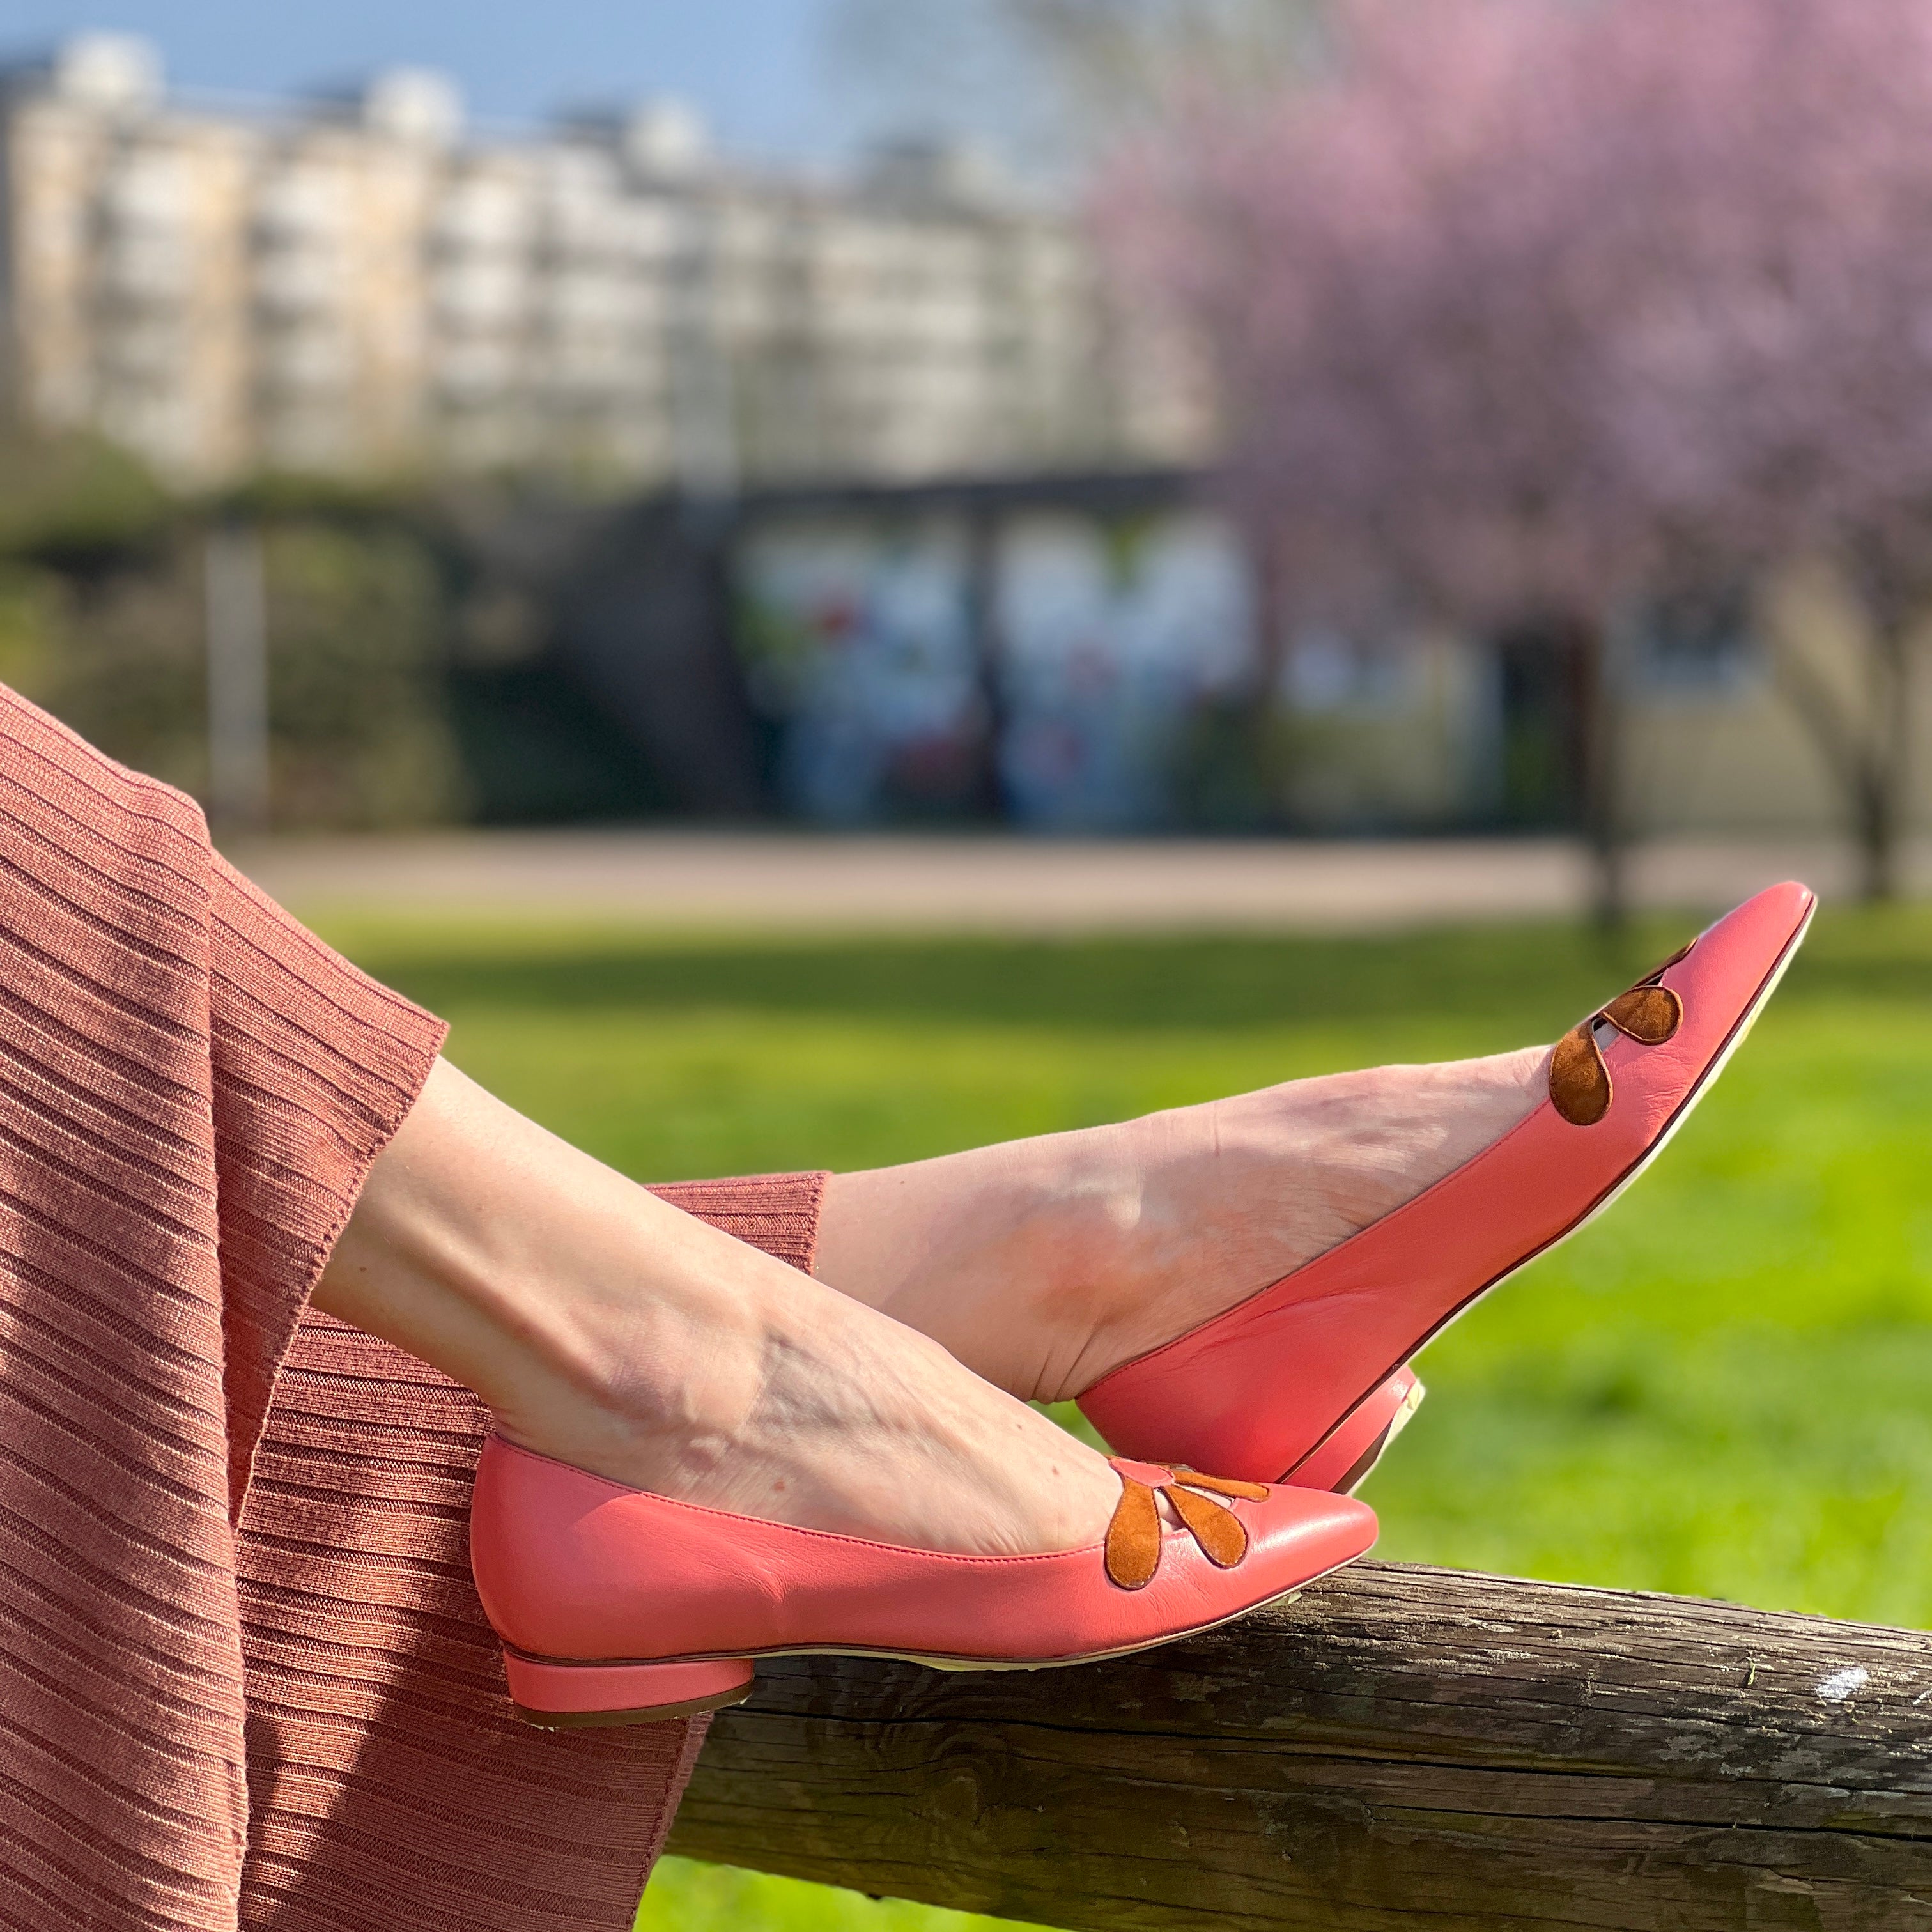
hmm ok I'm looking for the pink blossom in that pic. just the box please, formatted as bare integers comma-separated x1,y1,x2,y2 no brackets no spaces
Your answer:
1102,0,1932,624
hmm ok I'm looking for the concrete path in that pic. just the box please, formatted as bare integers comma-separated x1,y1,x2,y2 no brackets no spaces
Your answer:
227,830,1910,932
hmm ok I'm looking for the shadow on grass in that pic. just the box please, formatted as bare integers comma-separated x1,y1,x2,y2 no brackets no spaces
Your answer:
329,906,1932,1039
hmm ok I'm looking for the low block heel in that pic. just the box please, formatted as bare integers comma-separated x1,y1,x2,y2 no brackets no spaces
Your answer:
1284,1369,1426,1495
502,1650,755,1729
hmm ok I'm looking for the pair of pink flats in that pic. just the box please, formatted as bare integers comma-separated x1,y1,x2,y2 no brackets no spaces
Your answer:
472,883,1816,1727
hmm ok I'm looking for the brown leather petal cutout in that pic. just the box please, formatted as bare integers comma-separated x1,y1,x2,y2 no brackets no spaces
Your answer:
1106,1461,1269,1588
1171,1470,1270,1503
1549,1024,1612,1126
1104,1476,1163,1590
1602,985,1683,1044
1164,1483,1249,1569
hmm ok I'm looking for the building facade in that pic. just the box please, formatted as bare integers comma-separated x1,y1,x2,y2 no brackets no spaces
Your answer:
0,35,1203,488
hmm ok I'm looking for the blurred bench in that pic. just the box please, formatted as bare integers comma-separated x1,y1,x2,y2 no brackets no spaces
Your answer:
668,1560,1932,1931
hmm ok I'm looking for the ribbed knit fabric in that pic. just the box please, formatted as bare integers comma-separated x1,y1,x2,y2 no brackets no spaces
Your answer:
0,681,828,1932
235,1175,824,1932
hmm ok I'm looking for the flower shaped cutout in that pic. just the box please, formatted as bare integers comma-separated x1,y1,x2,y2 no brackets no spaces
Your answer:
1548,941,1692,1126
1104,1462,1271,1590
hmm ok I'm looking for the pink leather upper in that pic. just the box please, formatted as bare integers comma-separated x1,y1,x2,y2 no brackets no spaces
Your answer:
1078,881,1816,1482
469,1437,1377,1666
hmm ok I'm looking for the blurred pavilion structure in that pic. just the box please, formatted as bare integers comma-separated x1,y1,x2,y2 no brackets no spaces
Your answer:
0,27,1919,888
0,33,1203,490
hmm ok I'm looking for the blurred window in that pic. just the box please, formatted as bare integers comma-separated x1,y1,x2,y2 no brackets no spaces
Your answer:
1639,587,1759,693
1281,630,1416,716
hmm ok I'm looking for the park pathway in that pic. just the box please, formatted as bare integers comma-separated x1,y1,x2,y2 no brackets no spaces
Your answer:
228,830,1912,931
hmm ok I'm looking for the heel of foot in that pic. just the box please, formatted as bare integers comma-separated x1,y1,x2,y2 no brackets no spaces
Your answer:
503,1650,755,1728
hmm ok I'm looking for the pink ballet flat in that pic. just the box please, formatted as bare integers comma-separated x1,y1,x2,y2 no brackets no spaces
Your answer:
469,1435,1378,1727
1078,881,1817,1490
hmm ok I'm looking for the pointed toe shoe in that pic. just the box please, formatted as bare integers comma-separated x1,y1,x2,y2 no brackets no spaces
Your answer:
1077,880,1817,1489
470,1435,1378,1727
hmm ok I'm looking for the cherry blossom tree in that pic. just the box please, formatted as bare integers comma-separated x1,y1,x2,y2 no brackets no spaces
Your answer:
1107,0,1932,900
1582,0,1932,900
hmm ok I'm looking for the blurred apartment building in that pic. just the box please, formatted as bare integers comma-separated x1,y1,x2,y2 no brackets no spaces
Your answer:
0,33,1202,488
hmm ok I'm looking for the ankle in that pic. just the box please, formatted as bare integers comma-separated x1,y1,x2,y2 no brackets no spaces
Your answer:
819,1125,1147,1398
315,1058,1119,1557
484,1288,771,1490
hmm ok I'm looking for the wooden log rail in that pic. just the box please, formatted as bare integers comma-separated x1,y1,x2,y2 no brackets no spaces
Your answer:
668,1561,1932,1932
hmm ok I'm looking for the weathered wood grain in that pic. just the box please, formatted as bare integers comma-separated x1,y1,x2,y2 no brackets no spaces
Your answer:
667,1561,1932,1931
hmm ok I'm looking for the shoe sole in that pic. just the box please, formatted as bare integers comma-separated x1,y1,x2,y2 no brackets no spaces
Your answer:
504,1552,1365,1729
1277,895,1816,1487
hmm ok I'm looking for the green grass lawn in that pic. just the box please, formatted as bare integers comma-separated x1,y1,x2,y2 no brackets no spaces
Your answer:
311,900,1932,1932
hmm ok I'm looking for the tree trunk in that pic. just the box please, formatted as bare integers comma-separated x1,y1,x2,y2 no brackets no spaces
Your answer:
1763,578,1912,908
1843,545,1920,904
1560,612,1629,927
1857,614,1913,902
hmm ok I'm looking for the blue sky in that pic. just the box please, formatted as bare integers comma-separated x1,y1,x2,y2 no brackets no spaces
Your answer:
2,0,862,160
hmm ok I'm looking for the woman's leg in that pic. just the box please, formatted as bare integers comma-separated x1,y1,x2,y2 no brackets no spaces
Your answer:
813,1047,1548,1402
316,1056,1120,1557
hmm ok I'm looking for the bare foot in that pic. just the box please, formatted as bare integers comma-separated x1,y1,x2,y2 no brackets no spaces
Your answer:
318,1059,1121,1560
815,1047,1550,1403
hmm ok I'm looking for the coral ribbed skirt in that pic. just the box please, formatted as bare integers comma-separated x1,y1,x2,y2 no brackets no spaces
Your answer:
0,685,824,1931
